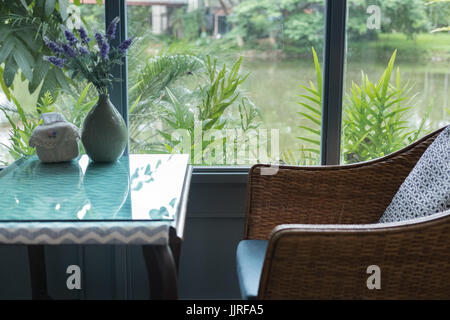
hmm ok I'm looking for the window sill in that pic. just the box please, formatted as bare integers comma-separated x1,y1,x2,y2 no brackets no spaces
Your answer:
191,166,250,184
0,165,251,183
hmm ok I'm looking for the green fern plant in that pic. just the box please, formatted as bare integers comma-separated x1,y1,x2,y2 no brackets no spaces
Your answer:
281,146,317,166
198,56,248,131
128,53,205,149
297,49,430,165
296,47,322,163
238,97,260,132
342,50,429,163
158,55,253,164
126,51,260,164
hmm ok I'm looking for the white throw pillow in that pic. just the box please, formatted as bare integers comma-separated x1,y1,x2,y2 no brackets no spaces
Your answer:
379,125,450,223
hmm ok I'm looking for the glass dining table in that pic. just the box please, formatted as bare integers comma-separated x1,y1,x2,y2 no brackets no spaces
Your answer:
0,154,191,300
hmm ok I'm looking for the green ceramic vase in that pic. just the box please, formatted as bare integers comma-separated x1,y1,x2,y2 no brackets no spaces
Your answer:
81,94,128,162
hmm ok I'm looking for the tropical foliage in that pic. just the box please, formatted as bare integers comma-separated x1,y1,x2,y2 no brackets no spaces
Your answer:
342,50,429,163
296,49,430,164
295,47,321,163
127,49,260,164
0,0,73,101
0,91,55,163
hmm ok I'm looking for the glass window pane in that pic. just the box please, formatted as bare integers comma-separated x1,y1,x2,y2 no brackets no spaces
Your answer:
126,0,325,166
342,0,450,164
0,1,104,165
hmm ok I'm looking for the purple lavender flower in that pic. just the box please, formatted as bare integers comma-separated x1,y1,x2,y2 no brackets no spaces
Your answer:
62,43,76,57
106,17,119,40
64,30,78,46
118,37,134,54
95,32,104,47
44,38,64,55
79,46,89,56
77,27,90,44
44,56,65,69
100,42,110,59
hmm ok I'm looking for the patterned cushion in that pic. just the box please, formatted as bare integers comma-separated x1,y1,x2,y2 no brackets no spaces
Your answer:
379,126,450,223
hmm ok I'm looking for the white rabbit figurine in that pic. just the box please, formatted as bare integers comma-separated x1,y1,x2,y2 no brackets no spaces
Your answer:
29,112,80,163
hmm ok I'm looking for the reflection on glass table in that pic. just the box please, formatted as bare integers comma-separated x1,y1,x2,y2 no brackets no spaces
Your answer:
0,154,191,300
0,154,188,221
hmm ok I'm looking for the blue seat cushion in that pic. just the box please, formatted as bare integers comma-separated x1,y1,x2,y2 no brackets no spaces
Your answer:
236,240,268,300
379,125,450,223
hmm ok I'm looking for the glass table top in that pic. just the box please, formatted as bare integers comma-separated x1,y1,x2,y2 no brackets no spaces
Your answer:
0,154,189,222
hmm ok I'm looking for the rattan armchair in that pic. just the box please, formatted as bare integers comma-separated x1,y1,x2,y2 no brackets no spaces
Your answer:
237,127,450,299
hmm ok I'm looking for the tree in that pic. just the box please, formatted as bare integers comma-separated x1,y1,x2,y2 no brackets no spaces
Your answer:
227,0,323,50
226,0,434,51
380,0,429,39
426,0,450,33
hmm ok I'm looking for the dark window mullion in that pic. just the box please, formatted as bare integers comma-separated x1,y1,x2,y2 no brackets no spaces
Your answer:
105,0,129,154
321,0,347,165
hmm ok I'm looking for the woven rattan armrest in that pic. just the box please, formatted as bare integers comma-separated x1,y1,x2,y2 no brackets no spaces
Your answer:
257,210,450,299
244,128,444,240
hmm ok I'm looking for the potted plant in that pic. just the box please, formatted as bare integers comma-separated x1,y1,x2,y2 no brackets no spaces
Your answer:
44,17,134,162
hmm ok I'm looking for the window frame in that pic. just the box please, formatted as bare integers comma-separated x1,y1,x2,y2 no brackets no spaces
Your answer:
105,0,348,168
105,0,129,155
